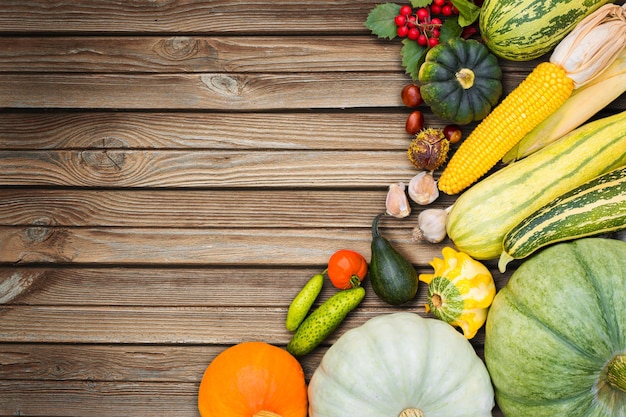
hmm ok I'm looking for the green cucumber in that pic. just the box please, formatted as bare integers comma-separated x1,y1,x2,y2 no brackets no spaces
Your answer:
286,286,365,357
499,166,626,272
285,272,324,332
369,214,418,305
479,0,611,61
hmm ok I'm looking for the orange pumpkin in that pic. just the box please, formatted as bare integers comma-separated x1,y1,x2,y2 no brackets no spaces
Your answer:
198,341,308,417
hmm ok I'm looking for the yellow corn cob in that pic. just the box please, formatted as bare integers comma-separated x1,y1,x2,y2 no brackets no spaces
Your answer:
438,3,626,195
438,62,574,195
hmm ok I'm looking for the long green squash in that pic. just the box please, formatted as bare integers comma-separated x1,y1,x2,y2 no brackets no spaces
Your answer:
479,0,611,61
446,110,626,261
498,166,626,272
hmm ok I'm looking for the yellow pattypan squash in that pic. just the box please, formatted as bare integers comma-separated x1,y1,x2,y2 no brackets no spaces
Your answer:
419,246,496,339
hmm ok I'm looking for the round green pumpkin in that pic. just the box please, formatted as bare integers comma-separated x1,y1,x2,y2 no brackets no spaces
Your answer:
308,312,495,417
418,37,502,125
485,238,626,416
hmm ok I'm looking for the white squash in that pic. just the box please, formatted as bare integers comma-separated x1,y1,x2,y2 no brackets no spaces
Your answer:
308,312,494,417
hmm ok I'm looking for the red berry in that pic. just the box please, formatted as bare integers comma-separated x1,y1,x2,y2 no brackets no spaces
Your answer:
431,29,440,38
407,15,417,28
400,5,412,16
431,17,442,25
428,37,439,47
397,25,409,37
417,34,428,46
433,0,446,6
442,5,452,15
394,14,407,26
408,27,420,40
416,7,429,21
430,5,441,14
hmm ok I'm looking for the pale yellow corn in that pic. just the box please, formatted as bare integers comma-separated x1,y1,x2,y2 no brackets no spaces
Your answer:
438,62,574,195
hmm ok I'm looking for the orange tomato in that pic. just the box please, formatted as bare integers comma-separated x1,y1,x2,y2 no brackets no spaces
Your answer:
327,249,368,289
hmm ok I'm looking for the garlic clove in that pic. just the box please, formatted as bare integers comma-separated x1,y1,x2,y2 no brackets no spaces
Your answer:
385,182,411,218
413,208,448,243
408,171,439,205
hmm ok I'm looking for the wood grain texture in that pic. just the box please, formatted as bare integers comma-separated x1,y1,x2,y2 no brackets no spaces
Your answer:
0,225,461,267
0,111,414,150
0,149,436,188
0,36,403,73
0,266,511,307
4,1,622,416
0,72,407,110
0,71,538,110
0,0,380,35
0,188,458,228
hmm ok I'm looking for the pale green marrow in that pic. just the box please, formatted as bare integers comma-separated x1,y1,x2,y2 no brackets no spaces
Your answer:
446,110,626,260
479,0,611,61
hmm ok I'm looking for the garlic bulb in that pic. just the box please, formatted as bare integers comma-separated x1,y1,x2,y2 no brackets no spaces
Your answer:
408,171,439,205
413,208,449,243
385,182,411,218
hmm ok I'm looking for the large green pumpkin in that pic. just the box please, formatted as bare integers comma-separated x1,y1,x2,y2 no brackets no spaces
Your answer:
485,238,626,416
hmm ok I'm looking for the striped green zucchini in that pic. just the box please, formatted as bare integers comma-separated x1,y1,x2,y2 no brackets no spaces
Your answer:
446,110,626,261
479,0,611,61
498,166,626,272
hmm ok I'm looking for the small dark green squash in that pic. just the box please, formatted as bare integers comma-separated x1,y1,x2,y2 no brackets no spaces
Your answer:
369,214,418,305
418,37,502,125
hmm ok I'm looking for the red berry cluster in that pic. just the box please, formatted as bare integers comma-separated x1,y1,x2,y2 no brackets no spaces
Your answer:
395,1,459,47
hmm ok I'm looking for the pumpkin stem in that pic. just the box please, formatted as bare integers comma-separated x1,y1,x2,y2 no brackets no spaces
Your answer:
606,353,626,393
455,68,475,89
253,411,282,417
399,408,425,417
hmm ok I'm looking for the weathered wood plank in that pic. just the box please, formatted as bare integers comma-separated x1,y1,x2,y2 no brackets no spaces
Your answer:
0,0,380,35
0,343,326,382
0,72,542,110
0,72,407,110
0,379,201,417
0,379,504,417
0,305,413,345
0,266,511,307
0,36,402,73
0,111,414,150
0,36,560,75
0,189,456,228
0,226,462,267
0,150,425,188
0,378,504,417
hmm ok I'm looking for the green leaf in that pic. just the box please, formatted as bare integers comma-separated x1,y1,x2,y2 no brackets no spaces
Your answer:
450,0,481,27
365,3,402,40
410,0,432,7
439,16,463,42
401,39,428,81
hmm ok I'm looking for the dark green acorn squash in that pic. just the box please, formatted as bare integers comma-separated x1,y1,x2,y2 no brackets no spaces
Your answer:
418,37,502,125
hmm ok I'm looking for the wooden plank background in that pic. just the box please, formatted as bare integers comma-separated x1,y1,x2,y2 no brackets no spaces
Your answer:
0,1,623,416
